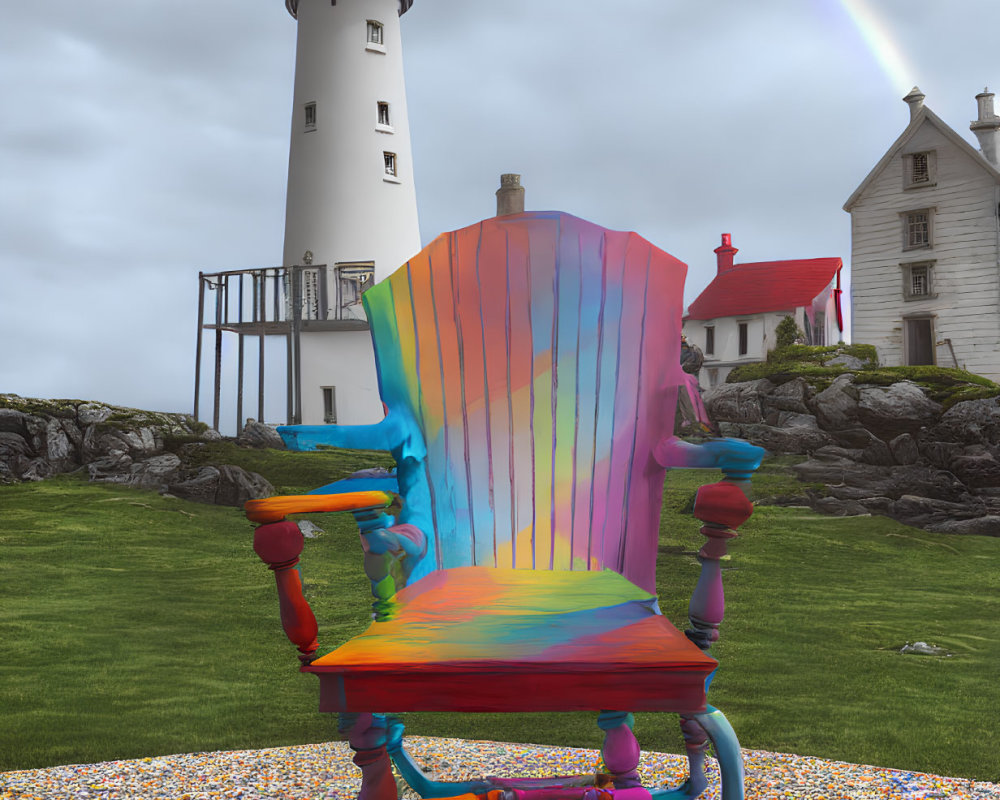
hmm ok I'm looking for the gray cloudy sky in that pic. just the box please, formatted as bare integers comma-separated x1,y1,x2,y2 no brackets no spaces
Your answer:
2,1,999,427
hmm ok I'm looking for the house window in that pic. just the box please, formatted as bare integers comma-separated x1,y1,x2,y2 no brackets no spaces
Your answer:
738,322,748,356
813,311,825,346
377,101,390,127
322,387,337,424
902,209,933,250
904,317,935,366
904,151,935,188
304,102,317,130
367,20,383,44
901,260,935,300
383,151,397,176
704,326,715,356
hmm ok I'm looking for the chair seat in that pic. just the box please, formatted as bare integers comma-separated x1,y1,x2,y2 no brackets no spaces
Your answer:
305,567,717,714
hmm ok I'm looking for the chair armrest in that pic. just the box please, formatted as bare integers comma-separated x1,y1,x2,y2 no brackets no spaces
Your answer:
654,436,764,480
248,488,429,631
278,410,425,462
244,491,394,523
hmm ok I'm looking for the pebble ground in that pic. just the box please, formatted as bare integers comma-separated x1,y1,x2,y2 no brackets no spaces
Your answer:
2,738,997,800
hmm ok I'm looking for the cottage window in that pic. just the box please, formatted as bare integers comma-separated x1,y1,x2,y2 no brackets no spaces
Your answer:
304,102,317,130
901,260,936,300
367,20,383,44
904,151,935,189
902,209,933,250
738,322,749,356
704,326,715,356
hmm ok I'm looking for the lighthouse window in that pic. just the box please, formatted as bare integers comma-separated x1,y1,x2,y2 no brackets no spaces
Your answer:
377,102,390,127
367,21,383,45
384,151,397,176
304,102,317,131
322,387,337,424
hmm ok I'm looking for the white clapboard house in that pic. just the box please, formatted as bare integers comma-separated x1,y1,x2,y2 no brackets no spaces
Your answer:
844,87,1000,380
682,233,844,388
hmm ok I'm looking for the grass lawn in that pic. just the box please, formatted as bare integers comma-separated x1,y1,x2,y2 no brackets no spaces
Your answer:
0,452,997,782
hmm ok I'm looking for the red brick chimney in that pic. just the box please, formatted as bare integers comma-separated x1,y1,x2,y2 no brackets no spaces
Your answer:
714,233,738,274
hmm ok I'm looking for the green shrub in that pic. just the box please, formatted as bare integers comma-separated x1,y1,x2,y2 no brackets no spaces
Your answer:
774,315,804,348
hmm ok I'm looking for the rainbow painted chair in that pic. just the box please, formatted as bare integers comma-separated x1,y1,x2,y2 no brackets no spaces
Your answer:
246,212,764,800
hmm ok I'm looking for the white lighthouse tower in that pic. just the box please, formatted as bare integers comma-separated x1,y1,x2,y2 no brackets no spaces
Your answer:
281,0,421,425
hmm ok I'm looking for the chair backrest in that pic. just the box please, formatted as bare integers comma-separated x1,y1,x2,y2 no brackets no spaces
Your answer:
363,211,689,594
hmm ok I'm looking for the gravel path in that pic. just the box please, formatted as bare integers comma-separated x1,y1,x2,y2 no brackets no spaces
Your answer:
2,738,997,800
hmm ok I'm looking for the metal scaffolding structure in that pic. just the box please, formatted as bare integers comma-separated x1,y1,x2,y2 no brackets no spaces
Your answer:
193,264,369,433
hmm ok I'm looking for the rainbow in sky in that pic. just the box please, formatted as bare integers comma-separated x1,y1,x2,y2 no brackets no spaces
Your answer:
836,0,917,95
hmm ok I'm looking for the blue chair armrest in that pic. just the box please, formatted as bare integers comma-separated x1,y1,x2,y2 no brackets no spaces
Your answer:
278,412,409,453
655,437,765,480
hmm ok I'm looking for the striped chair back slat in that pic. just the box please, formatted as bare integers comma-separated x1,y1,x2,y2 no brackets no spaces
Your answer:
363,212,687,593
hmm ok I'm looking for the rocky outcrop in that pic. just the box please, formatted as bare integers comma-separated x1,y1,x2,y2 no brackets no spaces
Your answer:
0,395,273,507
705,379,1000,535
236,419,286,449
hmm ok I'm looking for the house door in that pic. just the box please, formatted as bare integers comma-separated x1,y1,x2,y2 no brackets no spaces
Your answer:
905,317,935,365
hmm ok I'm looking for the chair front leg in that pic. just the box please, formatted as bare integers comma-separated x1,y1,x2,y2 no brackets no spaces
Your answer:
677,715,709,798
597,711,641,789
671,481,753,800
340,712,398,800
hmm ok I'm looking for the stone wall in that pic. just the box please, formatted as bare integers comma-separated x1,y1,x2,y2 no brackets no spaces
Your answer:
703,378,1000,535
0,395,275,507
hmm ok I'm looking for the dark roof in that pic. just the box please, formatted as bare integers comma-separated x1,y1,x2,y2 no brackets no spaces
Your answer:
684,258,842,321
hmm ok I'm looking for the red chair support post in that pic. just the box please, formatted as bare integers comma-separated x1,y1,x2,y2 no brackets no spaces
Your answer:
252,520,319,663
679,482,754,798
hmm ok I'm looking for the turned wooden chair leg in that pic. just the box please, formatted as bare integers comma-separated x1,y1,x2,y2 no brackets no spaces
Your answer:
678,715,709,798
598,711,641,789
340,712,398,800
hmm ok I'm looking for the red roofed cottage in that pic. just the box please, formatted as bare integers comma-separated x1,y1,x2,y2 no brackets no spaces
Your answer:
682,234,844,387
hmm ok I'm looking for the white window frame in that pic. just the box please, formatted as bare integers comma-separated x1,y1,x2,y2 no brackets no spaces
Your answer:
376,101,393,133
383,151,400,183
737,321,749,357
366,20,386,53
901,208,934,251
704,325,715,356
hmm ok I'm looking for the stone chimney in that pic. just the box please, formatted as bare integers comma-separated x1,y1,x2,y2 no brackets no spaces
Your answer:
970,87,1000,167
496,174,525,216
714,233,739,274
903,86,925,121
